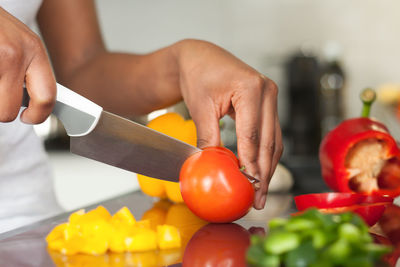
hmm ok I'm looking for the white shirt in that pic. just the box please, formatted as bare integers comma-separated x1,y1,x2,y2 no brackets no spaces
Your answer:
0,0,62,233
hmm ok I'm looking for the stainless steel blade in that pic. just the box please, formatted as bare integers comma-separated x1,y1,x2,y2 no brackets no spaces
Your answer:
70,111,200,182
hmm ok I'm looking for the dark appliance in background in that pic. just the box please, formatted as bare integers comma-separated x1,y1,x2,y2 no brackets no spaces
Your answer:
282,49,346,194
282,52,325,194
319,55,346,138
285,53,321,159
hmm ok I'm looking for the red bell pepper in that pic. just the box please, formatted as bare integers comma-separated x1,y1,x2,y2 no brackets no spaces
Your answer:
294,193,393,226
319,89,400,197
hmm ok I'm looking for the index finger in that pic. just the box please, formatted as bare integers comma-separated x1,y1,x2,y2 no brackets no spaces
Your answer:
20,50,56,124
232,77,264,179
255,79,278,209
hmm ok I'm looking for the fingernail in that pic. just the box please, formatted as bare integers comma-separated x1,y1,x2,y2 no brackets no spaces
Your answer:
258,194,267,209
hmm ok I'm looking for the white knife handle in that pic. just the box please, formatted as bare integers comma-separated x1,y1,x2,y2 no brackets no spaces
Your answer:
22,83,103,137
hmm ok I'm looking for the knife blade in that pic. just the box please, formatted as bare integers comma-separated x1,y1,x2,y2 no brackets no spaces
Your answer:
22,83,200,182
70,110,201,182
22,83,259,183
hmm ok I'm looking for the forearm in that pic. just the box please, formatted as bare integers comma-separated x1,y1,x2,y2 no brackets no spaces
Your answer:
58,45,181,116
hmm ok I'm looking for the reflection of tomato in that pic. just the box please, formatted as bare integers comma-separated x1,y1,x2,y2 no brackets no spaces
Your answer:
182,223,250,267
180,147,254,223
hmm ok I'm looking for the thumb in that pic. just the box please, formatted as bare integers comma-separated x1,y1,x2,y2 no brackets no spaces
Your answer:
190,105,221,149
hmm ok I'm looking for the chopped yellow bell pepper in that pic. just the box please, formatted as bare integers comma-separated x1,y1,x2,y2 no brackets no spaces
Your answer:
157,225,181,250
49,235,85,255
135,219,151,229
137,112,197,203
125,227,157,252
46,223,67,243
109,230,126,253
80,205,111,222
79,220,112,255
68,209,85,224
111,206,136,228
46,205,182,256
141,199,172,230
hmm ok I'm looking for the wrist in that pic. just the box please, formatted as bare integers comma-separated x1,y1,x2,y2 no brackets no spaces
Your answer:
171,38,213,65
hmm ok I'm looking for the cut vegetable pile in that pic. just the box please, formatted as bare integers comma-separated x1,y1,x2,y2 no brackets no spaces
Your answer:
46,206,181,255
246,209,391,267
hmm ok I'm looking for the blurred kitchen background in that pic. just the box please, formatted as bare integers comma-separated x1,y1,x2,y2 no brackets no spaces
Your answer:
35,0,400,211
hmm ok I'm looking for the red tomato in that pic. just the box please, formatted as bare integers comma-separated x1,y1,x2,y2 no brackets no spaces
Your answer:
179,147,254,223
182,223,250,267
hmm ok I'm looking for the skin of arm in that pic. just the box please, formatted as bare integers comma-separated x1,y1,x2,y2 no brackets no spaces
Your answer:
35,0,282,209
37,0,180,116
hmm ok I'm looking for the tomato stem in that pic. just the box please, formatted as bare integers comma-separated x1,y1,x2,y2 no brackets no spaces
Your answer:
240,166,246,171
219,120,225,128
360,88,376,118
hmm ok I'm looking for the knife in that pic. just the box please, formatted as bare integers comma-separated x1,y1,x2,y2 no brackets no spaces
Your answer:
22,83,259,183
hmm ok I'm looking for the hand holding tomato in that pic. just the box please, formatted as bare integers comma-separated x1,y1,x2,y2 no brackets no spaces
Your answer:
179,147,254,223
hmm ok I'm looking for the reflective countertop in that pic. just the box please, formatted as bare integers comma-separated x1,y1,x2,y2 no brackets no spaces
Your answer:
0,187,399,266
0,191,295,267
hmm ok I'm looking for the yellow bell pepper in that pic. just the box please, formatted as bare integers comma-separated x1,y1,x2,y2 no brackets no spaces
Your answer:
137,112,197,203
46,223,67,243
46,205,182,256
68,209,85,224
79,220,112,255
111,206,136,227
135,219,151,229
141,199,172,230
125,227,158,252
165,203,208,249
109,207,137,253
156,225,181,250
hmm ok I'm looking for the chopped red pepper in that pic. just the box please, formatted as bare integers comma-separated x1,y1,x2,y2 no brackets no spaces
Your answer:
294,193,393,226
295,192,363,210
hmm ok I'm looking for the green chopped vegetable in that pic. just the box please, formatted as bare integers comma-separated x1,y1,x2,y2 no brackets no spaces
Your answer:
338,223,361,242
246,209,392,267
284,241,316,267
268,218,288,230
264,231,300,255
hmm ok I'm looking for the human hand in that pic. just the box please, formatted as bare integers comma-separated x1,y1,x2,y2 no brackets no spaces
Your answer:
0,7,56,124
174,39,283,209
